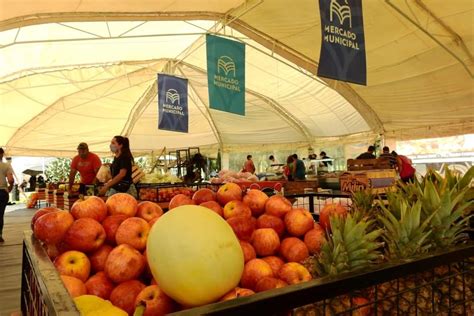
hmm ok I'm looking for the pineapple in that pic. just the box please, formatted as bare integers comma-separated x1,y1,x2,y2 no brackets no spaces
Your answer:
415,168,474,315
376,199,436,315
376,167,474,315
297,212,383,315
351,189,376,222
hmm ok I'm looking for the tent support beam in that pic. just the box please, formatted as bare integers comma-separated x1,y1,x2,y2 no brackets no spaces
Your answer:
179,61,314,146
175,65,224,150
121,79,158,137
385,0,473,78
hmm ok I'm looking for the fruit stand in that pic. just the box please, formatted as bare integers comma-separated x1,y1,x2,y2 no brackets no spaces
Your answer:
21,230,474,315
23,168,474,315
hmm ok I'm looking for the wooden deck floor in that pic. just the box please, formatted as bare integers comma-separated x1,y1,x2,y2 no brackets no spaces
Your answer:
0,208,35,316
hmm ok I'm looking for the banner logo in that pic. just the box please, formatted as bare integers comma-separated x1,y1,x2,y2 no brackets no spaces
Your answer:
217,56,236,77
158,74,188,133
317,0,366,85
330,0,352,28
206,34,246,115
165,89,180,105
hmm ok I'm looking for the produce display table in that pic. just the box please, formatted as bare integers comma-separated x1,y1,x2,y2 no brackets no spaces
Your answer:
21,230,474,316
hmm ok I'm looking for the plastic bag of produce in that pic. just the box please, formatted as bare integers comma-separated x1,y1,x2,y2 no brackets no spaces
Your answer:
27,192,39,208
96,164,112,183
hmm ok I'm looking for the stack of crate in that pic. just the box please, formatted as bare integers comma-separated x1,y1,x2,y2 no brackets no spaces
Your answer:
53,190,65,209
63,193,79,211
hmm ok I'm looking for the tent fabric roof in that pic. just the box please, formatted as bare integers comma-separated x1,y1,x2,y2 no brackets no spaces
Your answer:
1,0,473,157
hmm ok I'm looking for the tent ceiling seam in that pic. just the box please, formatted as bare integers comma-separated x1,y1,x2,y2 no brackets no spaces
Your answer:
177,65,224,149
6,61,163,149
385,0,473,78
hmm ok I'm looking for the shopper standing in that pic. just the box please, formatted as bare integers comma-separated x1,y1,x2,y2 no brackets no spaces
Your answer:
99,136,137,197
319,151,332,167
392,151,416,183
0,148,14,243
379,146,397,168
69,142,102,194
292,154,306,181
284,155,295,181
242,155,256,174
356,146,376,159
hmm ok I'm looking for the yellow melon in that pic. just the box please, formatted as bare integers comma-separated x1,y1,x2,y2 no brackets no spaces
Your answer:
146,205,244,307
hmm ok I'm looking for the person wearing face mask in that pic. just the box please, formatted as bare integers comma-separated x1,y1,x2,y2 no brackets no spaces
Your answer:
98,136,137,197
69,142,102,195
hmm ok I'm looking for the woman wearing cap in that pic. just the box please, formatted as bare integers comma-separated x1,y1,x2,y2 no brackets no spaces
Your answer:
98,136,137,197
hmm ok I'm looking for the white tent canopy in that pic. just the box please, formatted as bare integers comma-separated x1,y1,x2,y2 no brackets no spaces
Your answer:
1,0,473,157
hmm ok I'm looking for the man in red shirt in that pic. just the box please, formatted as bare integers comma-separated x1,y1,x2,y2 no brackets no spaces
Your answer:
69,143,102,194
242,155,256,174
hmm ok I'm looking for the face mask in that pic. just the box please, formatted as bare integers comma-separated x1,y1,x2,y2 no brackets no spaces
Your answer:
110,144,118,153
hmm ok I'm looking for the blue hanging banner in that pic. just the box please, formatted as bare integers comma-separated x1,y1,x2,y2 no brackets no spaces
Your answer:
158,74,188,133
317,0,367,85
206,34,246,115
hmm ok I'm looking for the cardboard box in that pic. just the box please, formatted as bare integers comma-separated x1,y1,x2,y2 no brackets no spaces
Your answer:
340,169,396,194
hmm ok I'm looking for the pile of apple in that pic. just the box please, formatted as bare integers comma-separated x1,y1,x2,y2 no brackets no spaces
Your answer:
138,186,195,202
166,183,331,300
32,194,171,315
31,183,339,315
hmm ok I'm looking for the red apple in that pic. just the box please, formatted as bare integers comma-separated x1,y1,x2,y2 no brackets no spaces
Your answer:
137,201,163,222
223,200,252,219
102,214,128,245
304,225,326,255
105,244,145,283
239,241,257,263
220,287,255,301
90,244,113,272
262,256,285,276
63,218,106,253
71,196,107,222
240,259,274,290
85,271,114,299
31,207,60,229
217,183,242,206
257,214,285,237
110,280,146,315
243,189,269,216
54,250,91,282
278,262,312,285
45,244,61,260
115,217,150,251
148,216,159,228
106,193,138,217
251,228,280,257
192,188,216,205
255,277,288,292
135,285,176,316
284,208,314,236
226,216,256,241
265,195,292,218
319,203,348,231
60,275,87,298
280,237,309,262
200,200,223,217
168,194,195,210
33,211,74,245
352,297,371,316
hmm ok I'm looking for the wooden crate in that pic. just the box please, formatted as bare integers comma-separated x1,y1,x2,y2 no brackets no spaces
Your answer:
53,190,65,209
284,180,318,195
347,158,393,171
45,190,55,205
340,169,396,194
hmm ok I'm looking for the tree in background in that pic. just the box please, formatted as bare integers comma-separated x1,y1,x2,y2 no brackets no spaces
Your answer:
45,158,78,183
